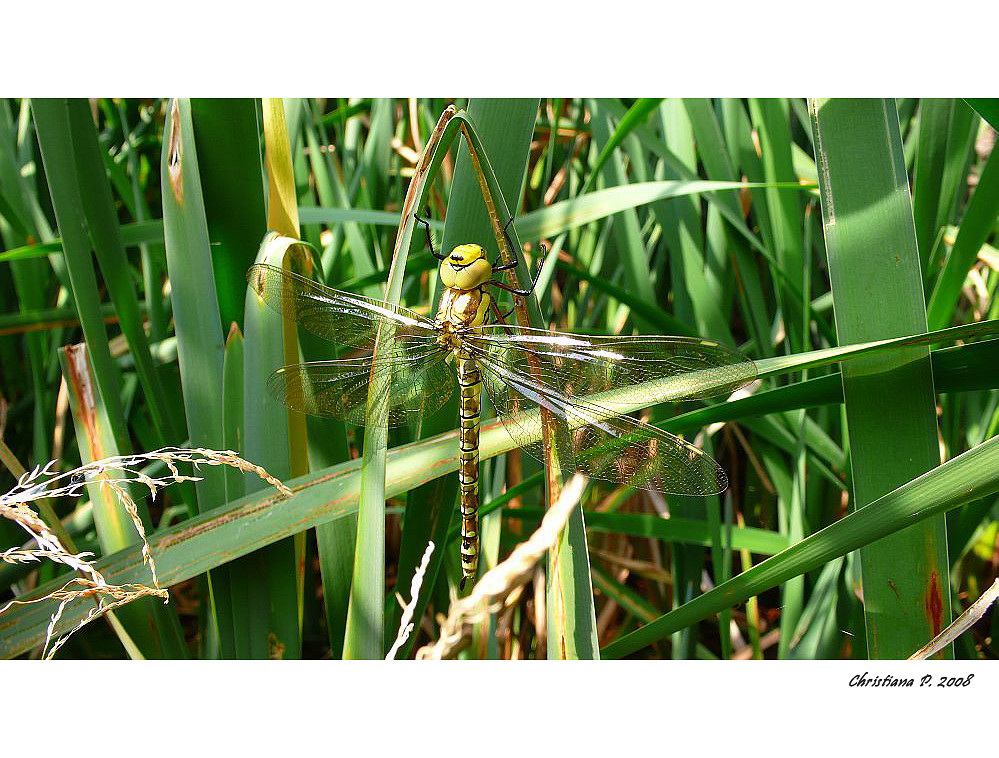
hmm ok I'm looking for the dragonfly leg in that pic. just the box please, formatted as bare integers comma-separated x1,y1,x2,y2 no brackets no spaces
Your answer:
492,216,521,272
489,298,513,324
414,207,447,261
490,251,545,298
491,216,546,296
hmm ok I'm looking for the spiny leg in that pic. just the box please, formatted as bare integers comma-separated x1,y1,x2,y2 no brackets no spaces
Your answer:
491,217,547,300
414,207,446,261
489,298,511,325
491,255,545,299
492,217,521,272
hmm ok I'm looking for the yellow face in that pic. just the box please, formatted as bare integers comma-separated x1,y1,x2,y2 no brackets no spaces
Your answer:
439,244,493,290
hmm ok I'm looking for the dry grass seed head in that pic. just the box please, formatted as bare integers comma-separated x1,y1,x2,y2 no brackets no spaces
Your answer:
1,446,291,658
416,473,588,660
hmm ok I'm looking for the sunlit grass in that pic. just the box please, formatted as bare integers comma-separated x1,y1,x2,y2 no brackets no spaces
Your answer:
0,98,996,660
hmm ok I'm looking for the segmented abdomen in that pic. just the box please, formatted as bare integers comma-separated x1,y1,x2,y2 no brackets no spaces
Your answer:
456,350,481,590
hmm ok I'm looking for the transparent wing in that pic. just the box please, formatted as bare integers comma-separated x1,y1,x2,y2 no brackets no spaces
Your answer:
268,347,455,426
467,324,756,408
465,328,757,495
247,263,440,350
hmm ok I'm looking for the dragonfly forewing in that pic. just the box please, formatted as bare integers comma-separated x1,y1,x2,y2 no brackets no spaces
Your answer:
248,263,456,426
468,325,756,408
247,263,441,351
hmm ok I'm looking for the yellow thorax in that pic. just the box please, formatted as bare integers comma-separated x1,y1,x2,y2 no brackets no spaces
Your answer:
439,244,493,290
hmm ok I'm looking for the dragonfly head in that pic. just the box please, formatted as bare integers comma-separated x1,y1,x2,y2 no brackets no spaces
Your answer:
440,244,493,290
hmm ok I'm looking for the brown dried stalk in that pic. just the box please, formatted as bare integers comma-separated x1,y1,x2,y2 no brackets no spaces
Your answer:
415,473,588,660
908,577,999,660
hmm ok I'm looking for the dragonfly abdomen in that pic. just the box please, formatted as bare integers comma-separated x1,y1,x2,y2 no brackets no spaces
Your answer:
456,350,482,590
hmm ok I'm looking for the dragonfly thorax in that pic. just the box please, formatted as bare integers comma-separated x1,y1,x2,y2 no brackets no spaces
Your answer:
435,286,493,344
440,244,493,290
436,244,494,342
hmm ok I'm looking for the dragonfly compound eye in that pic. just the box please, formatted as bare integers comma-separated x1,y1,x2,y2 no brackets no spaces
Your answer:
440,245,492,289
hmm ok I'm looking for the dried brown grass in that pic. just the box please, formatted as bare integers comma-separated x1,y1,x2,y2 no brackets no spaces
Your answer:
1,447,291,658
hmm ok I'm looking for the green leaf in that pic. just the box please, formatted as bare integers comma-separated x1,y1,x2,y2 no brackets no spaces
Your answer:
810,97,951,659
927,146,999,329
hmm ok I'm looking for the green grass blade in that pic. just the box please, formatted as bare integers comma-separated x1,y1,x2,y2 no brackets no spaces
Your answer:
749,98,806,352
588,99,656,306
683,98,773,354
0,219,165,263
316,497,356,659
236,234,302,659
216,324,244,658
546,509,788,554
927,145,999,329
190,99,266,333
582,98,663,195
964,98,999,131
111,100,169,343
160,98,226,512
160,98,230,649
810,97,951,659
912,100,976,276
654,99,732,345
912,99,954,268
0,102,52,466
31,99,133,460
60,100,183,451
301,103,376,292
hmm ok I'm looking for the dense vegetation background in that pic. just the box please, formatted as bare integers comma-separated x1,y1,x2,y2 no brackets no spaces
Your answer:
1,98,997,660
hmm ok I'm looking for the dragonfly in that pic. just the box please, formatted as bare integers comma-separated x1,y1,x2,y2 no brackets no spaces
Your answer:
247,215,757,590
